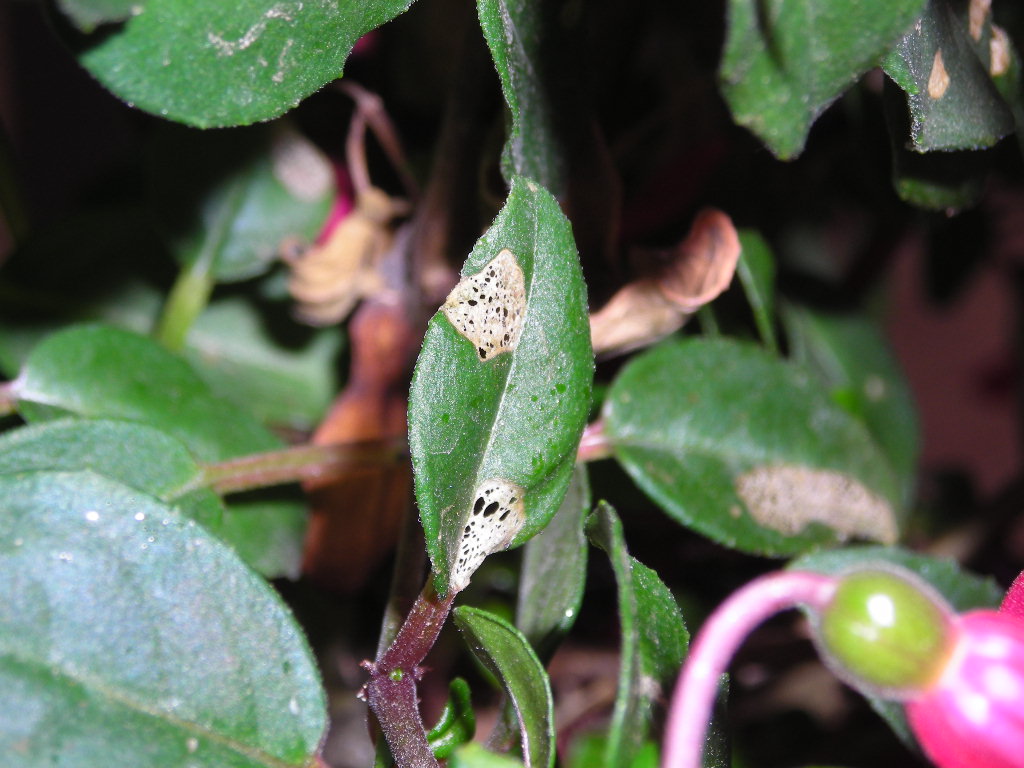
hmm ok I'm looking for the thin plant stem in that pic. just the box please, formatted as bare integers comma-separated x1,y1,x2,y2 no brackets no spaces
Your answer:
661,570,837,768
199,438,406,495
363,579,456,768
577,418,613,463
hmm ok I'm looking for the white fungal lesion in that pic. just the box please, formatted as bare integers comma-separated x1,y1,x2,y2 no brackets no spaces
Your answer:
442,249,526,361
449,479,526,592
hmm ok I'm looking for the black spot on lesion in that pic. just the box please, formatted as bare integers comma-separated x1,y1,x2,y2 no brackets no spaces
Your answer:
499,510,510,521
483,501,500,518
473,497,485,515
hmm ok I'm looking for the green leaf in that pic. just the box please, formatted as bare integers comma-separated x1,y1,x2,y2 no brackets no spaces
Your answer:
735,231,778,353
426,678,476,759
185,297,342,431
9,324,306,578
782,305,919,506
586,503,688,768
408,176,592,597
0,419,222,530
720,0,925,158
72,0,416,127
567,735,659,768
56,0,139,32
515,466,589,659
452,606,554,768
150,124,335,283
604,338,903,556
11,324,281,462
0,471,326,768
450,743,525,768
477,0,564,192
882,0,1014,151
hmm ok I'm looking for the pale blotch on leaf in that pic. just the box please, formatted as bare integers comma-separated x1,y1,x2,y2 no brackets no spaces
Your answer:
928,49,950,100
735,465,897,544
450,478,526,592
991,25,1011,77
442,249,526,361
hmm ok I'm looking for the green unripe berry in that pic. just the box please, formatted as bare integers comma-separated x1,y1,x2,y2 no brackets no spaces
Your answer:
816,568,953,695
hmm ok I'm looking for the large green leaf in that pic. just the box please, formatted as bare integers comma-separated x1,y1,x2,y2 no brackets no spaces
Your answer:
408,177,592,598
603,338,903,556
0,471,326,768
477,0,564,192
0,419,222,531
882,0,1014,151
72,0,416,127
586,503,688,768
8,324,306,578
149,124,335,283
452,606,554,768
515,466,589,659
719,0,925,158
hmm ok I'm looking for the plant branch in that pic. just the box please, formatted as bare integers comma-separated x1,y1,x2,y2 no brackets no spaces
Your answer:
0,379,16,416
662,570,837,768
576,419,613,463
363,579,456,768
199,438,406,495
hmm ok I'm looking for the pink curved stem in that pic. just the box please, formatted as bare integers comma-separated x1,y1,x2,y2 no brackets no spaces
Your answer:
662,570,838,768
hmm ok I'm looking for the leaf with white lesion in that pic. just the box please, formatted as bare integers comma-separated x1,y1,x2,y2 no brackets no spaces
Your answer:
443,249,527,362
450,478,526,592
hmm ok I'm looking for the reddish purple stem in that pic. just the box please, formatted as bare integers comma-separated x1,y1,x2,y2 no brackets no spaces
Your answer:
661,570,837,768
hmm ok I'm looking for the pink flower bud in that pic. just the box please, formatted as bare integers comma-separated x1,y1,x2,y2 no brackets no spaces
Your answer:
906,610,1024,768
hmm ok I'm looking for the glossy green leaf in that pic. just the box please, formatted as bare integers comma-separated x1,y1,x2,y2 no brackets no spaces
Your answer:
408,176,592,598
185,297,342,431
0,471,326,768
426,678,476,759
790,545,1002,748
11,324,281,462
452,606,554,768
515,466,589,659
736,231,778,353
720,0,925,158
73,0,416,127
882,0,1014,152
9,324,306,578
150,124,335,283
56,0,139,32
450,743,524,768
586,503,688,768
0,419,222,530
477,0,564,192
604,338,903,556
782,305,919,505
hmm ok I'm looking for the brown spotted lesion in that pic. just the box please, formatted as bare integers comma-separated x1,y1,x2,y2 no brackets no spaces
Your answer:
442,249,527,362
449,478,526,592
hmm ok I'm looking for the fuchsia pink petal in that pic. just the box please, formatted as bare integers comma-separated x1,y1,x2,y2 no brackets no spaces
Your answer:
906,610,1024,768
999,571,1024,621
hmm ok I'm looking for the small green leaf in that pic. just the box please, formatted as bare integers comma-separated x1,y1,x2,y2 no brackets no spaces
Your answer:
736,231,778,353
450,743,525,768
150,124,335,283
426,678,476,759
0,471,326,768
72,0,417,127
604,338,903,555
12,324,282,462
882,0,1014,151
409,177,592,597
586,502,688,768
0,419,222,530
453,606,554,768
515,466,589,659
782,305,919,506
9,324,306,578
184,297,342,431
477,0,564,191
56,0,139,32
720,0,925,158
